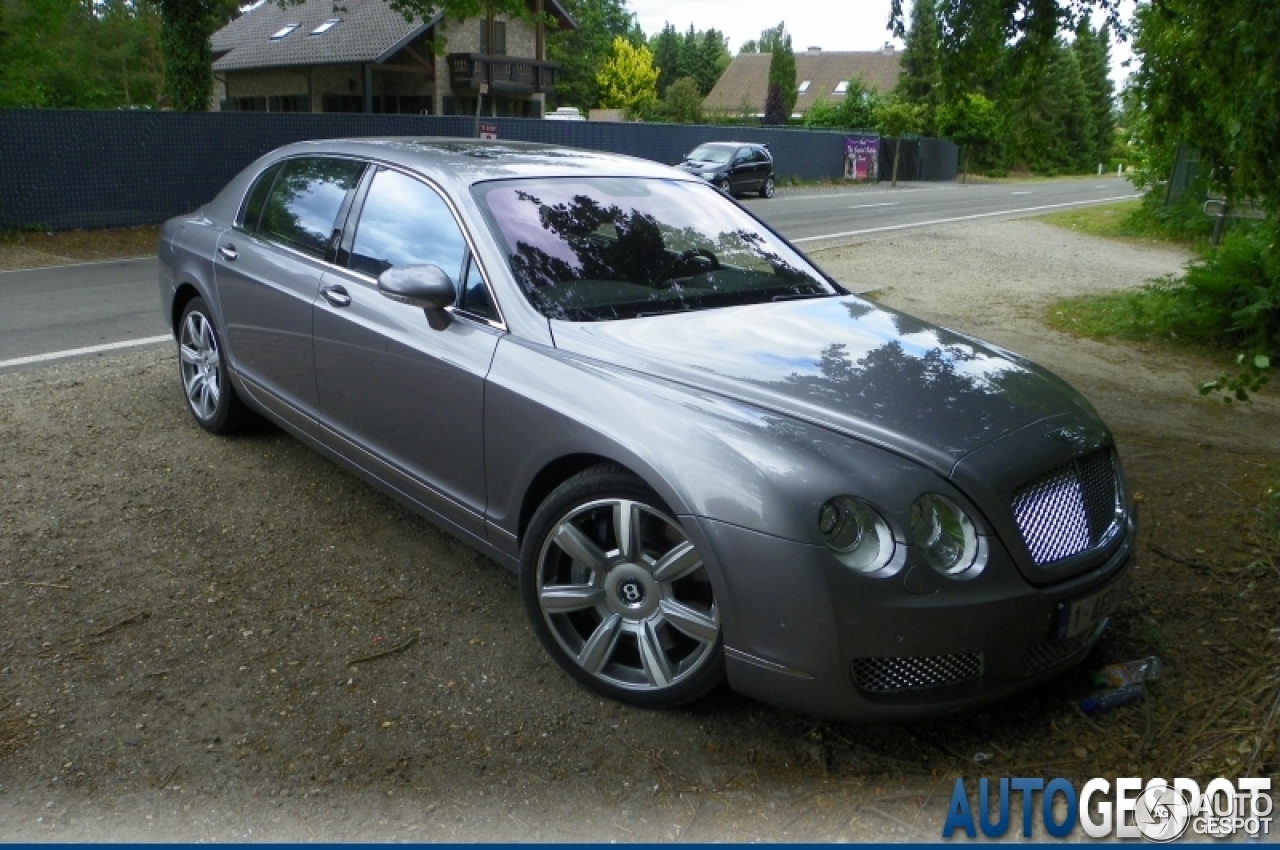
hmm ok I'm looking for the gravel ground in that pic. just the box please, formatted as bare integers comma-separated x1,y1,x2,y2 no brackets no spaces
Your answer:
1,216,1277,841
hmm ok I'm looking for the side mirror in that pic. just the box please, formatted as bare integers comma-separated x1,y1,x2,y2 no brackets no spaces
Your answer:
377,264,457,331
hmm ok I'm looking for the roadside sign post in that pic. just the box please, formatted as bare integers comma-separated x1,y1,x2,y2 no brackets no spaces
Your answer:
474,82,489,139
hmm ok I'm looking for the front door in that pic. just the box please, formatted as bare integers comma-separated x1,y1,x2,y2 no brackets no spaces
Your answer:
312,166,503,538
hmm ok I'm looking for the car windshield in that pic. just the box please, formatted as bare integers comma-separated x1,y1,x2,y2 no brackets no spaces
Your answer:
686,145,733,163
474,177,838,321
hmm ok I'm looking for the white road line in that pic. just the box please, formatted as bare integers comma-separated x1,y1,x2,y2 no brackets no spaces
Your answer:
848,202,899,209
792,195,1137,243
1011,191,1033,195
0,335,171,368
0,255,154,275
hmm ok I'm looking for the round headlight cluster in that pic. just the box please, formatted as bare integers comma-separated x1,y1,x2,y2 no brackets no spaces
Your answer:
909,493,985,576
817,497,895,574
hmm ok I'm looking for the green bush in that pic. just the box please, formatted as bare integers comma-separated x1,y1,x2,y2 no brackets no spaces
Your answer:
1174,222,1280,357
1049,218,1280,360
1124,189,1214,245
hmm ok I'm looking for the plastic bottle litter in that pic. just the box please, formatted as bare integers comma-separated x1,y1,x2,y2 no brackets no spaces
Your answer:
1092,656,1162,689
1080,682,1145,715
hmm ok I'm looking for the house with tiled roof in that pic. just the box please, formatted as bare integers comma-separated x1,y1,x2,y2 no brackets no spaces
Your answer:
702,45,902,119
210,0,574,116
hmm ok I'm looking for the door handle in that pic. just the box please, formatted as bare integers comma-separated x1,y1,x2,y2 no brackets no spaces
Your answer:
218,244,238,261
321,284,351,308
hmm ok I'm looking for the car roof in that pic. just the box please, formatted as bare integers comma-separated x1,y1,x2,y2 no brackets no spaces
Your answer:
263,137,690,193
693,141,765,149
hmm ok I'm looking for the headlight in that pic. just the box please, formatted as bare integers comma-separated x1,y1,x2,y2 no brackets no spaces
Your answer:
817,497,896,574
909,493,986,577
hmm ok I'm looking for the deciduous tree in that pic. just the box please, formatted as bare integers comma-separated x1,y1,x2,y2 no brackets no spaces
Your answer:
595,34,657,117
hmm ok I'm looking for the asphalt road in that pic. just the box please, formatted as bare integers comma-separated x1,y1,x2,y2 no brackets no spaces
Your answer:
0,177,1137,367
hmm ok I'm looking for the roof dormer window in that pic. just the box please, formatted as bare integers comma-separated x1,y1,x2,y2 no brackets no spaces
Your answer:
798,80,811,94
309,18,340,35
833,81,849,95
269,23,299,40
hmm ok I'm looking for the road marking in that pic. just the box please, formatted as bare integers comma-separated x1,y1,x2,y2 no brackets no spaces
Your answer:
848,202,899,209
0,335,171,368
792,195,1137,243
0,255,154,275
1011,191,1033,195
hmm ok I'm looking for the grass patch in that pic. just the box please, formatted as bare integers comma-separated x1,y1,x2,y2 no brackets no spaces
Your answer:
1046,280,1193,346
1038,199,1146,239
1037,192,1215,250
1047,220,1279,372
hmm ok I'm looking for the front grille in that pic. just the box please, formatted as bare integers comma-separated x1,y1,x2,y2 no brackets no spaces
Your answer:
851,652,982,693
1021,624,1102,676
1012,450,1119,566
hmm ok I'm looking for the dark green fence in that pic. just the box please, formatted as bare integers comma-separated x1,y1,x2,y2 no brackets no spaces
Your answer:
0,109,957,230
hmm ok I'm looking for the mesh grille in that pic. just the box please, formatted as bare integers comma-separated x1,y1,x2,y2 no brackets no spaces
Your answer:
1012,450,1119,566
851,653,982,693
1021,627,1098,677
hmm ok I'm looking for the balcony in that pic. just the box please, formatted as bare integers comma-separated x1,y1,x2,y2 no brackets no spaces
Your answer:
446,53,559,94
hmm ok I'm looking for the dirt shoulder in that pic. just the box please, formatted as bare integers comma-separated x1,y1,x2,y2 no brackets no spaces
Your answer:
1,219,1276,841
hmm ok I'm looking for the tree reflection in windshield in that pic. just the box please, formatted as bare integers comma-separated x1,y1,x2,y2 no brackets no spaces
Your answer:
475,178,837,321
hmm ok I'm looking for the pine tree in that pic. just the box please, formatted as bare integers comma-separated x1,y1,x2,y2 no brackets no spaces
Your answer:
895,0,941,133
762,22,795,123
649,22,681,98
1072,21,1114,171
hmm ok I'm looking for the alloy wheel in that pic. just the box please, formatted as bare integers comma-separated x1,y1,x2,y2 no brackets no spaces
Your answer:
179,310,222,422
534,498,720,693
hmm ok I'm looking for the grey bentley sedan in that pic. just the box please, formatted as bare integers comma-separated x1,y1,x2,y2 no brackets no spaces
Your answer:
158,139,1136,720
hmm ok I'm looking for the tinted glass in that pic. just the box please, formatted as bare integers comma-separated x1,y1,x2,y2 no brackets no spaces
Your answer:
239,161,282,231
474,177,837,322
350,169,467,280
259,158,364,256
459,255,498,321
687,145,732,164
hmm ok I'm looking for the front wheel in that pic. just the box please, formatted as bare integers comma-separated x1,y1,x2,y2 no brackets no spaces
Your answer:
521,465,724,708
760,176,776,198
716,177,732,196
177,297,254,434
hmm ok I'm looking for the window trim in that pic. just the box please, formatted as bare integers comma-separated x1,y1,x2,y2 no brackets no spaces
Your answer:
337,161,508,332
269,23,299,40
309,17,340,35
249,156,366,259
798,80,811,94
833,81,850,95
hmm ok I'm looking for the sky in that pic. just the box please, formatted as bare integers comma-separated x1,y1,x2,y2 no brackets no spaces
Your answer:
627,0,1137,87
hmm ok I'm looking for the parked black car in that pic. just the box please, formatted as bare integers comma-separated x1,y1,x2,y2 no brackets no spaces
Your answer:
677,142,775,198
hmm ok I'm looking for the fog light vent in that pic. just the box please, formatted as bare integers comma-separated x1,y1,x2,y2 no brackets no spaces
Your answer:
1021,622,1106,677
850,652,982,693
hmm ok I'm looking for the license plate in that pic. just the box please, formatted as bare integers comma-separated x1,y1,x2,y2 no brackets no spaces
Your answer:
1055,576,1128,641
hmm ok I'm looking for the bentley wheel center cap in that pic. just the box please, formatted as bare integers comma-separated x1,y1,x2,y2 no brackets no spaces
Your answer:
618,578,645,606
606,567,658,617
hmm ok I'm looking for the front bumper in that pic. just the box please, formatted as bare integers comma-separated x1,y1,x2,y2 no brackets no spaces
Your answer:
686,514,1136,722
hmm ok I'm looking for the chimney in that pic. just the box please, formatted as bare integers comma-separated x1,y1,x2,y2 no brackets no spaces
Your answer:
882,42,895,55
806,46,821,56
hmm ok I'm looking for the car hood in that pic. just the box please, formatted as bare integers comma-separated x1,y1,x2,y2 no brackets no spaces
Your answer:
549,296,1104,476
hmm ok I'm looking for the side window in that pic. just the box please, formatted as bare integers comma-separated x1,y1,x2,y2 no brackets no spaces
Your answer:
259,157,364,256
349,169,467,281
238,161,282,232
459,254,499,322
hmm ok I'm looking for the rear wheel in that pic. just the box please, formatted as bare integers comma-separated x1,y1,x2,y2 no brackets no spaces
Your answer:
521,465,724,707
760,175,776,198
177,297,254,434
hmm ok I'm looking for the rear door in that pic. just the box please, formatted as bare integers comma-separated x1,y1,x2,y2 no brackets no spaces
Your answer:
214,156,364,414
312,166,504,537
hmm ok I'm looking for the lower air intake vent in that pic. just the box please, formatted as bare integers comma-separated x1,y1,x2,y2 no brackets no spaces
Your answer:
851,652,982,693
1012,450,1120,566
1021,627,1099,677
